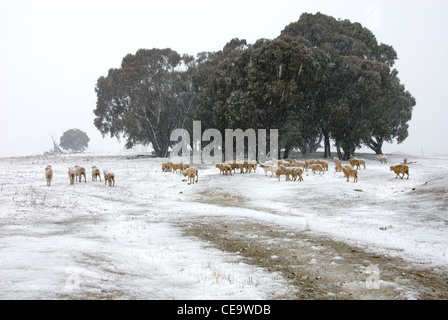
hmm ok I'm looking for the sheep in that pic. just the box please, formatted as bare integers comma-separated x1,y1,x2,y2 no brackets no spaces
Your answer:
239,160,251,174
308,163,324,175
225,160,239,173
278,159,292,166
103,170,115,186
357,158,366,169
247,160,258,173
304,159,317,170
348,158,366,170
291,159,306,168
45,165,53,186
288,166,304,182
342,166,358,183
390,164,409,179
162,162,173,172
376,155,388,164
216,163,232,175
333,157,343,172
92,166,101,181
68,167,76,185
259,163,279,177
74,165,86,183
170,162,185,174
316,159,329,171
232,160,251,174
182,167,198,184
275,165,289,181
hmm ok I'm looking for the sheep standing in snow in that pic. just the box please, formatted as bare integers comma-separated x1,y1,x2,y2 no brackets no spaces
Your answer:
259,163,278,177
92,166,101,181
333,157,343,172
376,155,388,164
348,158,366,170
68,167,76,185
74,165,86,183
308,163,324,175
342,166,358,183
45,165,53,186
103,170,115,186
182,167,198,184
162,162,173,172
216,163,232,175
390,164,409,179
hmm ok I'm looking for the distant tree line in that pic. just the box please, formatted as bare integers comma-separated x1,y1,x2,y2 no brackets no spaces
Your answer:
93,13,415,160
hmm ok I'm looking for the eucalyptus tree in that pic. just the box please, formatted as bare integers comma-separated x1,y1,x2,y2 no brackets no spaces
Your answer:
59,128,90,153
280,12,414,158
93,48,194,157
212,36,329,158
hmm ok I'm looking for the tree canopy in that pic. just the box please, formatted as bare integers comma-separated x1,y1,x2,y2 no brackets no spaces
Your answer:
60,128,90,153
93,12,415,160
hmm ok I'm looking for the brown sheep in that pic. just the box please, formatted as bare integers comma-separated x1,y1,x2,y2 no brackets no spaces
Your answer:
390,164,409,179
291,159,306,168
376,155,388,164
162,162,173,172
171,162,185,174
74,165,86,183
348,158,366,170
308,163,324,175
235,160,250,174
92,166,101,181
333,157,343,172
290,167,304,182
68,167,76,185
304,159,318,170
103,170,115,186
45,165,53,186
358,158,366,169
275,165,289,181
216,163,232,175
247,160,258,173
342,166,358,183
316,159,329,171
182,167,198,184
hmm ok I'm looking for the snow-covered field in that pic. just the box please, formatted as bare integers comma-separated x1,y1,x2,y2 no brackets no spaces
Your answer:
0,152,447,299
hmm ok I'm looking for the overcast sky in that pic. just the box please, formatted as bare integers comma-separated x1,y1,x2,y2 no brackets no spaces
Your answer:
1,0,447,157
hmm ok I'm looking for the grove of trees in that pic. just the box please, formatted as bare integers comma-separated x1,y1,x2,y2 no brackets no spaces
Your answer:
93,13,415,160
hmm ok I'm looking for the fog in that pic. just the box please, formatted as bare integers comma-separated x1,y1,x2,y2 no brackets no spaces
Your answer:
1,0,447,157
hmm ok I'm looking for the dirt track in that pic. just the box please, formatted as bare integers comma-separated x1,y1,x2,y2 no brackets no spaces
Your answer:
178,215,448,300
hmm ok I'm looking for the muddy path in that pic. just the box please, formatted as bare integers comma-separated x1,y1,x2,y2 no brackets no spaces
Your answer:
177,216,448,300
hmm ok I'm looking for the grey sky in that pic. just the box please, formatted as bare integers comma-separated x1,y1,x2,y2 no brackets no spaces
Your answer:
1,0,447,157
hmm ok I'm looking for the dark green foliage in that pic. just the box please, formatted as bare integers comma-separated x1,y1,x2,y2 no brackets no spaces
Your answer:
60,128,90,153
93,13,415,159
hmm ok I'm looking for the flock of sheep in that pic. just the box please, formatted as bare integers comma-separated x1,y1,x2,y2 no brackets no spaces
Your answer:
44,154,410,187
161,154,410,185
44,165,115,187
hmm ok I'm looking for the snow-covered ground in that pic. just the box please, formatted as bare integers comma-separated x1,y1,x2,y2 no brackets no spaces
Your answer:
0,152,447,299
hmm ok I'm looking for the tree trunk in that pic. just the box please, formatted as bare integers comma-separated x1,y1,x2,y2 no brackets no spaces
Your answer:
323,130,331,158
342,145,355,160
336,141,343,160
368,137,384,155
283,145,291,159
